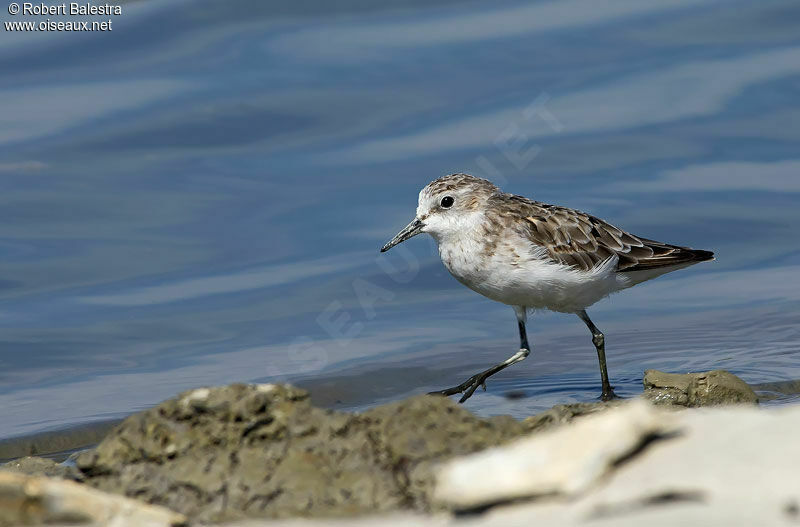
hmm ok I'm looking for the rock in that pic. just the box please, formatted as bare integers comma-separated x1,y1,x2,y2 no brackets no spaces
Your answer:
432,400,800,526
434,400,677,509
0,470,185,527
76,384,527,523
687,370,758,405
522,400,625,433
0,371,787,527
554,403,800,523
519,370,747,436
1,456,79,479
750,378,800,403
642,369,758,406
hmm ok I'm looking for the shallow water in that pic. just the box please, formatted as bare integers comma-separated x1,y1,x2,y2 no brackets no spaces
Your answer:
1,0,799,440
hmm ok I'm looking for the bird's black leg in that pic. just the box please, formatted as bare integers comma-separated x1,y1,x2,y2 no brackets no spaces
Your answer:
578,310,617,401
430,306,530,403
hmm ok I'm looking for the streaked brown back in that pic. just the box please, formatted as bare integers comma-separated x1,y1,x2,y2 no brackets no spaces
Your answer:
486,193,713,272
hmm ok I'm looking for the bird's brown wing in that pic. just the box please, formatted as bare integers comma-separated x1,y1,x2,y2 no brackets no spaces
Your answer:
489,193,713,272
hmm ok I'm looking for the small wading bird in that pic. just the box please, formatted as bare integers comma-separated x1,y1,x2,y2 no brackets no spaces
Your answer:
380,174,713,402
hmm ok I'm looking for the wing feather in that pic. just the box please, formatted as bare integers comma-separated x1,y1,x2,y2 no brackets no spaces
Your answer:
488,193,713,272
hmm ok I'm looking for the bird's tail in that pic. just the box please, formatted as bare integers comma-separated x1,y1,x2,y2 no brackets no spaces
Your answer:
619,240,714,272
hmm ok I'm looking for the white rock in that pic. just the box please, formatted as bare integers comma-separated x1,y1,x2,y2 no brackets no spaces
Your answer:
434,399,677,508
185,387,210,402
577,404,800,521
0,471,185,527
433,400,800,526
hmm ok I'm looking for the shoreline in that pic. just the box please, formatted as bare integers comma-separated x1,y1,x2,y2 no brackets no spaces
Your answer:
1,376,797,466
2,369,795,526
0,418,121,464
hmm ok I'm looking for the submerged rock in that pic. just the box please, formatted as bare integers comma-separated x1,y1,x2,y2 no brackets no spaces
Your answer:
642,369,758,406
75,384,526,523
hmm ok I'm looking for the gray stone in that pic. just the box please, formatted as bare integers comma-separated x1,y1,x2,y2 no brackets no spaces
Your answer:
642,369,757,406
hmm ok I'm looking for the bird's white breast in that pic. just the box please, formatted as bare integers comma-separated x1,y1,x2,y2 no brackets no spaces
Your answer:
435,222,624,313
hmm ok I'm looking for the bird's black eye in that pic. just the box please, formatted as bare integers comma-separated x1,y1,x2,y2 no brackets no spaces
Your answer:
440,196,454,208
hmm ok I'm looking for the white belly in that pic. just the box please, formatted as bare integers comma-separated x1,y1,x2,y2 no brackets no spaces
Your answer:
438,238,624,313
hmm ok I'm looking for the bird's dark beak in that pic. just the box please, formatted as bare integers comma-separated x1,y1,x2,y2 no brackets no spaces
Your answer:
380,218,425,252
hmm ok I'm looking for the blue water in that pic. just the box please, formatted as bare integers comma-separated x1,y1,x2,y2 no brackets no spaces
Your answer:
1,0,800,439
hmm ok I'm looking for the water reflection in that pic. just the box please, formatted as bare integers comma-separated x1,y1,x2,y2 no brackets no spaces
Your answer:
0,0,798,439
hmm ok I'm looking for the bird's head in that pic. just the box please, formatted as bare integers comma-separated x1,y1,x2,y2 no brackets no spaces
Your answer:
380,173,498,252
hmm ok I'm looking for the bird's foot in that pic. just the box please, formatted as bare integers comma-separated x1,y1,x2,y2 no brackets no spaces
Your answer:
428,373,490,403
600,386,619,402
428,349,528,403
